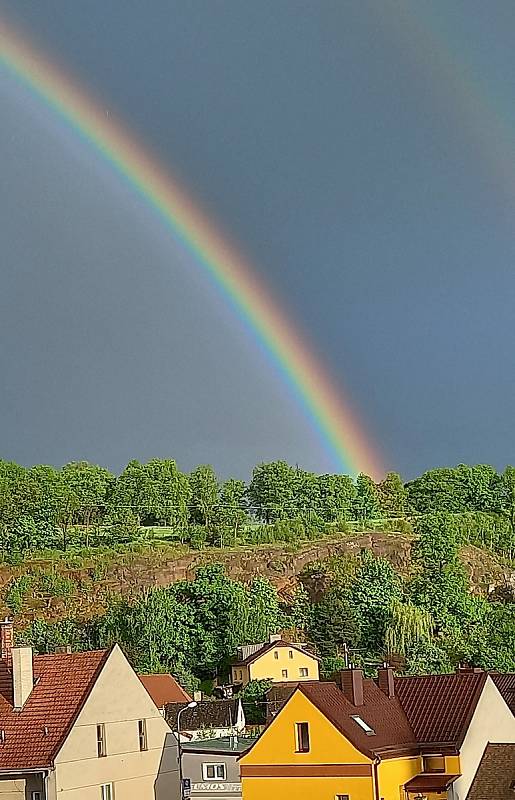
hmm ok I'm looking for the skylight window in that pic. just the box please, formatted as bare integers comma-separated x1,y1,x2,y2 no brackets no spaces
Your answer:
351,715,376,735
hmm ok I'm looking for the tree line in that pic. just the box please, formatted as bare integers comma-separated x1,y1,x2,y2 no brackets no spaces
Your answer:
1,458,515,557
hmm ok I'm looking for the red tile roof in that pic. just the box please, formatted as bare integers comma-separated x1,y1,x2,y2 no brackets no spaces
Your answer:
299,680,418,759
139,673,191,707
0,649,109,771
394,671,487,748
466,743,515,800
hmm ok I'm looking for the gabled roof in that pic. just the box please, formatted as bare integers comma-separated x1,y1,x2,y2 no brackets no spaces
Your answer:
0,649,109,771
233,640,319,667
491,673,515,715
139,673,191,707
165,699,242,732
395,671,487,749
466,743,515,800
298,680,418,759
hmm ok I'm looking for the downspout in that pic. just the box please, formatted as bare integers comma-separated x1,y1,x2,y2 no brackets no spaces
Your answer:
373,757,381,800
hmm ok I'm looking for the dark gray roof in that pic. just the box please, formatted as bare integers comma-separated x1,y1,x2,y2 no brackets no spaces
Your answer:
182,736,256,755
165,699,241,731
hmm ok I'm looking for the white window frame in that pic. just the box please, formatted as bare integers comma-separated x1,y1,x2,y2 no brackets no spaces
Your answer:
202,762,227,781
31,793,42,800
281,669,288,679
350,714,375,735
299,667,309,677
288,650,294,659
101,784,114,800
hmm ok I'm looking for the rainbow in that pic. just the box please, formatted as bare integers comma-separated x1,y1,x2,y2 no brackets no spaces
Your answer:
0,19,384,478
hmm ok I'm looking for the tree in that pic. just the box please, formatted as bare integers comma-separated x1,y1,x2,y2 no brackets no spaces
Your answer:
60,462,114,546
248,461,299,521
108,459,190,529
377,472,407,517
353,473,380,520
218,478,247,542
316,474,356,522
384,599,433,657
189,465,219,529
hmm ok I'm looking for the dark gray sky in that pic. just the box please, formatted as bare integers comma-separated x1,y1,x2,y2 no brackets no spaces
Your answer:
2,0,515,479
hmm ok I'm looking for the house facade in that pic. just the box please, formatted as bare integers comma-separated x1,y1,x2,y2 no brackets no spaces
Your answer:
239,666,515,800
0,620,179,800
182,736,255,800
231,636,319,686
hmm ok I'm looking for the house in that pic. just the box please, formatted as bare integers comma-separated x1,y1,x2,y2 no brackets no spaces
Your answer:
0,618,179,799
466,743,515,800
139,673,191,713
166,698,245,741
181,735,256,799
239,666,515,800
491,673,515,715
231,635,319,686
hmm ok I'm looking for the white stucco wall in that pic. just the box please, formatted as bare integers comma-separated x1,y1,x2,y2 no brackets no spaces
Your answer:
453,676,515,800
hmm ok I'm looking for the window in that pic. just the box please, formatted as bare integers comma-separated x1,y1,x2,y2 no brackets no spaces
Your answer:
138,719,148,751
31,794,42,800
335,795,349,800
101,785,113,800
295,722,310,753
202,763,226,780
289,650,294,659
423,755,445,773
97,723,106,757
274,651,279,659
350,715,375,735
299,667,309,677
281,669,288,678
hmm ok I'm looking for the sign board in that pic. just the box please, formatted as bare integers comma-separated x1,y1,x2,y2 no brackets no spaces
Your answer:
182,778,191,798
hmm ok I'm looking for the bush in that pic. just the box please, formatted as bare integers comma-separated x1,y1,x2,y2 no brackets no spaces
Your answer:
5,575,35,613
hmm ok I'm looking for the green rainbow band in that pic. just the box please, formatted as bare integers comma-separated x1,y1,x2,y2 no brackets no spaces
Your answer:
0,19,384,478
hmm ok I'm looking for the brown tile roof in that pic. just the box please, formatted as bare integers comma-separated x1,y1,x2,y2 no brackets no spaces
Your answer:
394,671,487,748
165,699,241,732
139,673,191,707
0,649,109,771
233,640,319,667
299,680,418,759
491,674,515,715
405,774,460,791
466,743,515,800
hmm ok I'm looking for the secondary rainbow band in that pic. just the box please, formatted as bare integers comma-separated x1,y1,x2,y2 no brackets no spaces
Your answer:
0,20,384,478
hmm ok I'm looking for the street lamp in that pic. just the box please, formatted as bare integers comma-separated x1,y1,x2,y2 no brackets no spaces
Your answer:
177,700,197,800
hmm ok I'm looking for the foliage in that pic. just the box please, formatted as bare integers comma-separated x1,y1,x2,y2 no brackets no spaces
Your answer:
239,679,273,724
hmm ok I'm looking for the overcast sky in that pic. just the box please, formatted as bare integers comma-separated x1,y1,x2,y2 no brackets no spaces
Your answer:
2,0,515,479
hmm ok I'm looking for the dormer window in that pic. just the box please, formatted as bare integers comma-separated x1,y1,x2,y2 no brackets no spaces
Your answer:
423,755,445,773
350,715,375,735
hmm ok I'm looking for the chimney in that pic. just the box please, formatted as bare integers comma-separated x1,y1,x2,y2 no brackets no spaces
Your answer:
12,647,34,709
269,634,282,643
339,668,364,707
378,666,395,698
0,619,14,668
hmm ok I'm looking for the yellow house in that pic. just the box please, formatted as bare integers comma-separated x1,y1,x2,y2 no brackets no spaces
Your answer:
239,666,515,800
0,619,179,799
231,635,320,686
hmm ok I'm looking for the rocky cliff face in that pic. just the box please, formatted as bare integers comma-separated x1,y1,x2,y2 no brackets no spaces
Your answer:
2,531,513,625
